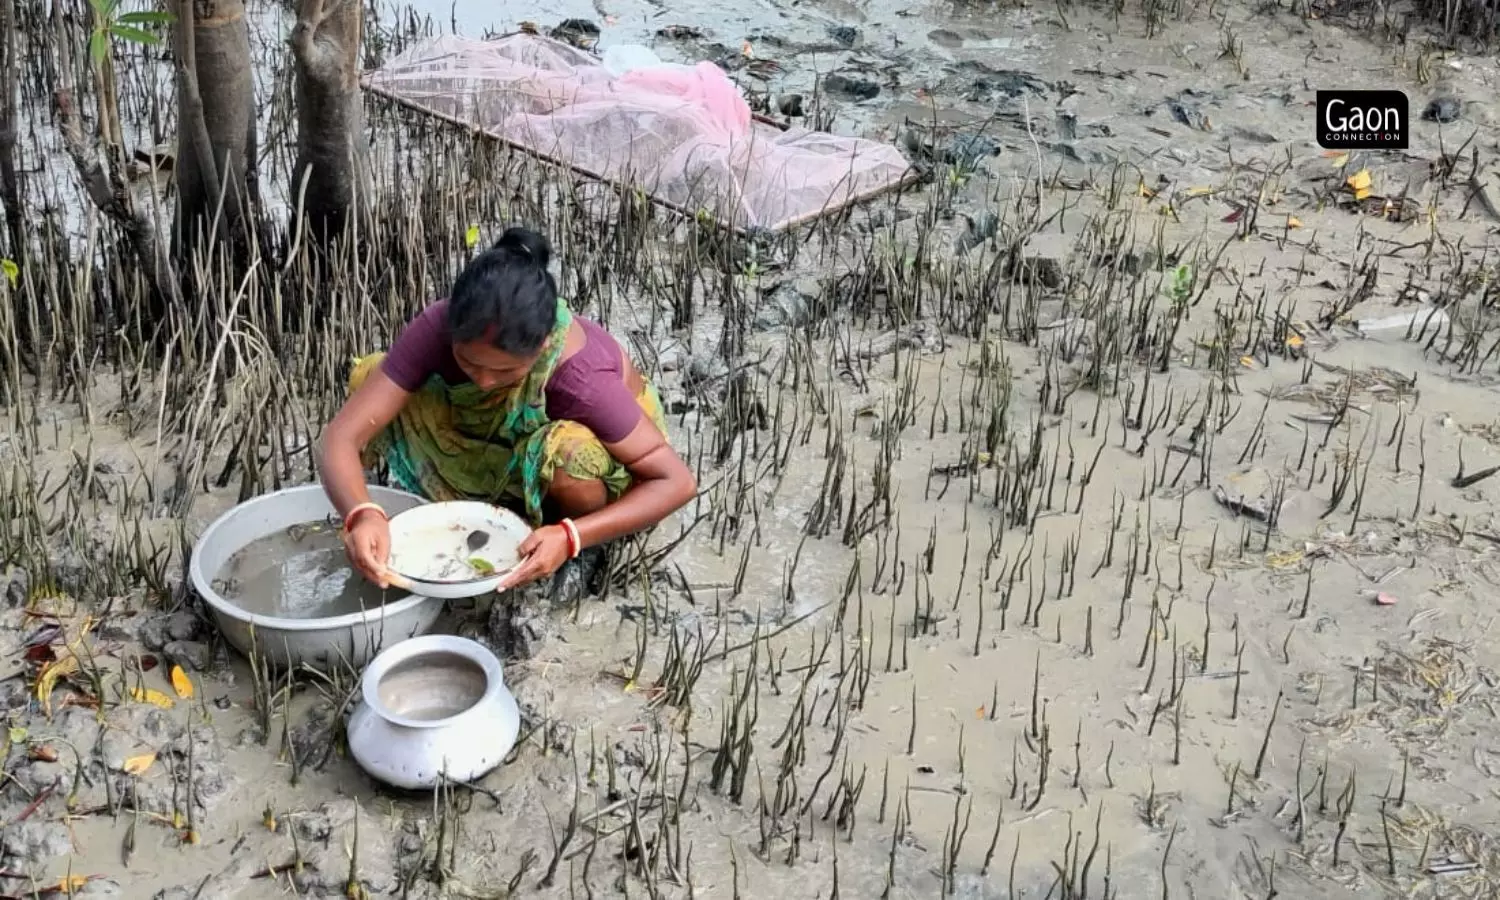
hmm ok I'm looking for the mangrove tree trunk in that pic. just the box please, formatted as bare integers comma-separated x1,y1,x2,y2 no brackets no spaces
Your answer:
290,0,370,248
173,0,256,265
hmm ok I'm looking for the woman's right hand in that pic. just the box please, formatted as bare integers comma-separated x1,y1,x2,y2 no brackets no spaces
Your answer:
343,514,393,588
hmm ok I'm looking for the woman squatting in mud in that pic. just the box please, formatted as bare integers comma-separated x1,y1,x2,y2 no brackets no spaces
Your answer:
317,226,698,595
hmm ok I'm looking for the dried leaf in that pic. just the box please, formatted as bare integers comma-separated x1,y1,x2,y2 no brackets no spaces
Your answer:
121,751,156,775
138,654,159,672
28,744,57,762
170,665,194,699
1223,207,1244,223
50,874,91,892
35,655,80,716
1346,169,1372,194
1286,215,1303,229
1184,186,1213,197
129,687,175,709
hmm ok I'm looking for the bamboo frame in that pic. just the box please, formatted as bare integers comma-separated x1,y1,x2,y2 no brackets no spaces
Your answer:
359,41,918,235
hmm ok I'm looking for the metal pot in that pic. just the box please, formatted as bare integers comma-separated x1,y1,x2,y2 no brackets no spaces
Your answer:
188,484,445,671
345,634,520,790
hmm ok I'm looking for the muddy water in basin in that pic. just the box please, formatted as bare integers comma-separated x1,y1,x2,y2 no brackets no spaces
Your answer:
213,521,395,619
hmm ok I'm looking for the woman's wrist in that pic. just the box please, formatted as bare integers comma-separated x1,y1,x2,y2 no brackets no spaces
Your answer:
558,519,582,559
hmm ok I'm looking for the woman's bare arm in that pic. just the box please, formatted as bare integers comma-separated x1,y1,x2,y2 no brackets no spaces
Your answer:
571,419,697,547
317,367,412,517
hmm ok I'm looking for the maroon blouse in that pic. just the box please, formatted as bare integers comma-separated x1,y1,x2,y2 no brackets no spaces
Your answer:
380,300,644,443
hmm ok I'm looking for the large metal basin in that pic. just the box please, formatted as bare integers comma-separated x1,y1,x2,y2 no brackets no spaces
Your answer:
189,485,443,670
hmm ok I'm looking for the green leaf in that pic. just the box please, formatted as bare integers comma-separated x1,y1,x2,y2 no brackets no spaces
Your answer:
116,10,175,24
463,224,480,249
0,259,17,286
89,30,108,63
109,24,160,45
6,726,26,746
467,557,495,576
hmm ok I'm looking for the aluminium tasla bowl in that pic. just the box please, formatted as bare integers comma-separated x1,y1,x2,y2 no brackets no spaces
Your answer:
188,484,444,670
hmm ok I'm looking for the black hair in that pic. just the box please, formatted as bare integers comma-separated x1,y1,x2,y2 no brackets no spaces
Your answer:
446,226,558,356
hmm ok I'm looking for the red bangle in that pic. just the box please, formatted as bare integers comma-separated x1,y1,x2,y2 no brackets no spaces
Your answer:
343,502,387,532
559,518,581,559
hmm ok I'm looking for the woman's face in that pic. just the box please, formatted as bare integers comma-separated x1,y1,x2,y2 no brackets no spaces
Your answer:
453,339,537,392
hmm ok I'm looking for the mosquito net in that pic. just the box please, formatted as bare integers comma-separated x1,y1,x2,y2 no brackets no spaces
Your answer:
362,34,914,232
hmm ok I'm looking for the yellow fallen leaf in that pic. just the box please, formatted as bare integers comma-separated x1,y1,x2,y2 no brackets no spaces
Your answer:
1239,355,1256,368
1185,186,1213,197
1325,152,1350,168
130,687,175,709
622,679,637,693
1137,181,1156,199
463,224,480,249
36,655,81,717
1287,334,1305,349
50,875,91,892
975,706,986,719
170,665,195,700
1286,215,1303,229
122,752,156,775
1346,169,1372,201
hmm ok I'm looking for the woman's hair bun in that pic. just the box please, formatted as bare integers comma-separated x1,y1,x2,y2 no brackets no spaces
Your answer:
494,226,552,268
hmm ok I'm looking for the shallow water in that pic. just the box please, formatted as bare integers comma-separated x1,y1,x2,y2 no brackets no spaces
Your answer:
213,523,397,619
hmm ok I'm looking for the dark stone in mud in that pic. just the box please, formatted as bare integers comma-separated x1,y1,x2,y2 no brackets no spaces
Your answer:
1,819,72,864
822,72,879,101
954,212,1000,256
1157,89,1214,131
1013,232,1073,289
825,24,860,47
1048,141,1119,166
162,639,213,672
945,132,999,169
753,278,821,331
1423,97,1462,123
137,610,202,652
2,567,26,607
549,18,600,50
958,65,1048,103
11,759,65,796
1229,125,1279,145
777,93,804,117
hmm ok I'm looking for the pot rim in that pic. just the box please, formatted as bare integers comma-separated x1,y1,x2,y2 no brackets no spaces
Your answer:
189,484,438,633
360,634,505,730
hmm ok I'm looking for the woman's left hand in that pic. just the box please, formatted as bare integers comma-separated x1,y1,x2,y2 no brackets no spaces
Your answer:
497,525,573,590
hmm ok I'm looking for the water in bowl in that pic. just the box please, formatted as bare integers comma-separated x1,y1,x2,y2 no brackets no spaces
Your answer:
214,520,396,619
